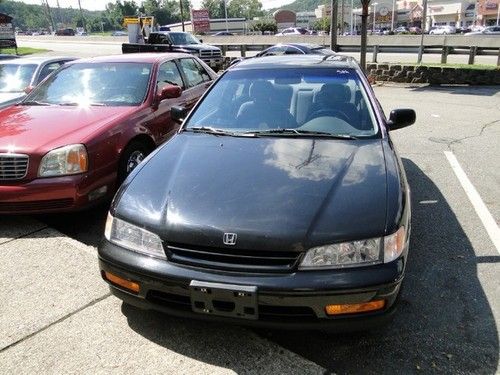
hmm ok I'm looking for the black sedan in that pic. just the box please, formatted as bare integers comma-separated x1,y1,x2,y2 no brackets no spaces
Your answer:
98,55,415,331
229,43,334,67
256,43,335,57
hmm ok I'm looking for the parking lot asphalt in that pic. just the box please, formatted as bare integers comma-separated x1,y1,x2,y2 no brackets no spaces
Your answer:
0,218,324,374
28,84,500,374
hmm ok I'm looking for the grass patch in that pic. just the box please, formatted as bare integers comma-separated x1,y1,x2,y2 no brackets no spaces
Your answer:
0,47,50,56
406,63,498,70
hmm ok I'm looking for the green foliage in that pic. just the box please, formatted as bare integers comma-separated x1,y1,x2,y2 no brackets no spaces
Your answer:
201,0,263,20
268,0,362,14
227,0,264,19
250,19,277,34
201,0,226,19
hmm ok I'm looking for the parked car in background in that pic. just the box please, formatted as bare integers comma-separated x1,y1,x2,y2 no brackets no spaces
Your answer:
0,54,19,60
256,43,335,57
111,30,128,37
0,56,75,110
429,25,456,34
55,28,75,36
99,54,415,331
122,31,224,71
409,26,422,34
0,53,217,214
275,27,310,36
230,43,335,67
394,26,410,34
465,26,500,35
213,31,234,36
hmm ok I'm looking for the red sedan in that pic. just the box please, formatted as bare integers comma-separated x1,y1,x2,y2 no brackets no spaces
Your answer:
0,53,217,213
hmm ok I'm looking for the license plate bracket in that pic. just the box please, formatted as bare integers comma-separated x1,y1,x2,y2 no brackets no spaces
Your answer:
190,280,258,320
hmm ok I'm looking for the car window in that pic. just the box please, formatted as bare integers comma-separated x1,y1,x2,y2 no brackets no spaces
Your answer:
185,68,378,138
193,59,211,82
37,62,64,83
0,63,37,92
157,60,184,89
179,58,205,87
25,62,152,106
262,46,286,56
284,46,303,55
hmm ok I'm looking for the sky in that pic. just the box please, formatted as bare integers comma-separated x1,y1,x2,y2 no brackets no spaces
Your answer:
16,0,295,11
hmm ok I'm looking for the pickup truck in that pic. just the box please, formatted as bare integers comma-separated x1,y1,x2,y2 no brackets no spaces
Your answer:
122,31,224,71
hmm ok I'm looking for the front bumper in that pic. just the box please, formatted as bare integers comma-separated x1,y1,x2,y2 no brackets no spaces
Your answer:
98,241,406,331
0,173,115,214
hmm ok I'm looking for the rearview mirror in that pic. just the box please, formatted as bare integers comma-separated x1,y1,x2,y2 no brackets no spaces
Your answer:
171,105,188,123
387,109,416,131
158,84,182,102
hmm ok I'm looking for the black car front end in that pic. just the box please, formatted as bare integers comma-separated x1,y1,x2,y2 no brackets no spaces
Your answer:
99,236,406,330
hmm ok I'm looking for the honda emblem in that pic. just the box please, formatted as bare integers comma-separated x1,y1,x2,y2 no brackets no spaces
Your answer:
223,233,237,245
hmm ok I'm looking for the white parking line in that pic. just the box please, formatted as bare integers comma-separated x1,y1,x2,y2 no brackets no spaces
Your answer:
444,151,500,254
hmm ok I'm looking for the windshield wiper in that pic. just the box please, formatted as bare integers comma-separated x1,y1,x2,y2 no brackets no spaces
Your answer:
20,100,51,106
245,128,358,139
184,126,252,137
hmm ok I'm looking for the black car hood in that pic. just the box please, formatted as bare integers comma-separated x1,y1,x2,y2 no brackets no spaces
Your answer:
115,133,388,252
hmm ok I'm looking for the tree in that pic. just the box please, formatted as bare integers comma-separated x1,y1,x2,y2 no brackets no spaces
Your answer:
227,0,263,19
200,0,225,19
250,20,277,34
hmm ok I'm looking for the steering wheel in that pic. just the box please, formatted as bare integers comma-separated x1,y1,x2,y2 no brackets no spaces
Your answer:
308,109,351,124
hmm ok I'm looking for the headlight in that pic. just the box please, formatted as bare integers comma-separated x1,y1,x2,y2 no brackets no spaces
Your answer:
104,213,165,259
300,227,407,269
300,238,382,269
38,144,88,177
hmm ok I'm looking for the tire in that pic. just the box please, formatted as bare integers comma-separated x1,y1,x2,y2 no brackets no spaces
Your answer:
117,140,152,185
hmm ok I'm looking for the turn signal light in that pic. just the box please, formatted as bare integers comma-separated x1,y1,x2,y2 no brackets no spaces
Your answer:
325,300,386,316
103,271,140,294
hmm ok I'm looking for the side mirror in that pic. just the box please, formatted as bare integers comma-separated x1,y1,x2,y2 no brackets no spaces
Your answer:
199,39,203,43
158,84,182,101
24,86,34,94
387,109,416,131
171,105,188,124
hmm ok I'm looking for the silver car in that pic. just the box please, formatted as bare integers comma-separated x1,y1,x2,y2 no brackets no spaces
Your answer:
0,56,76,109
465,26,500,36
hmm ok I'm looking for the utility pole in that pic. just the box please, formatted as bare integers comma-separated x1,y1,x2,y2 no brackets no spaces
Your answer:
180,0,185,31
77,0,86,32
42,0,55,33
330,0,338,51
360,0,370,70
341,0,345,35
417,0,428,63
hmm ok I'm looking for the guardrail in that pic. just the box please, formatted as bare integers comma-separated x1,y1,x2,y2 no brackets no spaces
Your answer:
214,43,500,66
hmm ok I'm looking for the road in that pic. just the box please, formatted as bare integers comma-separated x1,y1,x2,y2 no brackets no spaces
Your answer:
17,35,499,65
35,84,500,373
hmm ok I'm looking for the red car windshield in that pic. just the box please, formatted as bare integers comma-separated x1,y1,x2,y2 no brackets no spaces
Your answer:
23,62,152,106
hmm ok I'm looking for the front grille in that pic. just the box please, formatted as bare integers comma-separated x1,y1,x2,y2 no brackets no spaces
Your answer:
0,153,29,180
199,49,222,58
166,243,301,273
0,198,74,212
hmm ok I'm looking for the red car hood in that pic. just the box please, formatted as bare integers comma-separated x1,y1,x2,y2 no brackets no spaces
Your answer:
0,105,139,154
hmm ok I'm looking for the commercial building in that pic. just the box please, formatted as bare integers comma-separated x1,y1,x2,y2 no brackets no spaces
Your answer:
476,0,499,25
426,0,476,28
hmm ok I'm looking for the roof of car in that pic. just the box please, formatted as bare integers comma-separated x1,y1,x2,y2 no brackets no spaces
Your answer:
0,56,76,65
69,53,191,65
230,54,358,70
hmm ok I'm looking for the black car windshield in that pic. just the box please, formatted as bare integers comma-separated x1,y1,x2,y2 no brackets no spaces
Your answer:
169,32,200,45
23,62,152,106
185,68,378,138
0,64,37,93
